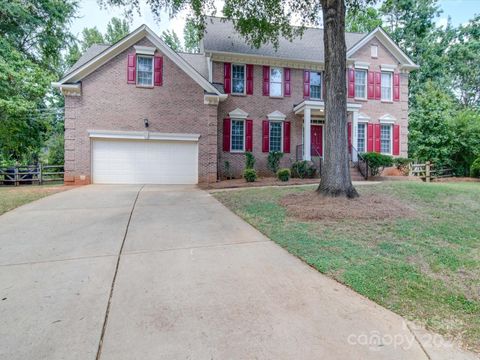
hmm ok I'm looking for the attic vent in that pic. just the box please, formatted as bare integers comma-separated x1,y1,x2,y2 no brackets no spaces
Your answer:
371,45,378,58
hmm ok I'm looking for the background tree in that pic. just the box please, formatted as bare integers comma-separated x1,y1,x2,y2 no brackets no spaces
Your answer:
346,6,382,32
161,29,183,51
184,18,201,53
105,17,130,44
81,27,105,51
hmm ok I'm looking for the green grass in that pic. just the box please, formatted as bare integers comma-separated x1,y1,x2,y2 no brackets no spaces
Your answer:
0,184,68,216
213,182,480,352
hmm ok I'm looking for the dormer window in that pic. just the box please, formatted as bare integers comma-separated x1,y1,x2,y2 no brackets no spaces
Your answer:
136,55,154,87
232,64,246,94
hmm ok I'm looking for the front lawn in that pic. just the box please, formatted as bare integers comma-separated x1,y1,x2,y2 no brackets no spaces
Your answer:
213,182,480,353
0,185,70,216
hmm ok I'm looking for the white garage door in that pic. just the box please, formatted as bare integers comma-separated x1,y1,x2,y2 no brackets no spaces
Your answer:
92,138,198,184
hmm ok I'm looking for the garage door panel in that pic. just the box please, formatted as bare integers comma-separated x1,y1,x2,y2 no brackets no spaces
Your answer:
92,139,198,184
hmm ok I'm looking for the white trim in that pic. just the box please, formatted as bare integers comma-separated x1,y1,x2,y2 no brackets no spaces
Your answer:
267,110,287,121
347,27,419,69
381,64,396,72
354,61,370,69
134,45,155,55
379,113,396,123
371,45,378,58
55,25,224,97
380,71,393,102
356,122,367,153
354,68,368,100
136,55,154,87
88,130,200,142
51,82,81,96
294,100,362,114
229,108,249,120
358,112,371,122
230,119,246,153
379,123,393,155
231,63,246,95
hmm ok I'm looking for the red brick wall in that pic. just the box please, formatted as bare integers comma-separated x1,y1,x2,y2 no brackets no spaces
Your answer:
64,38,218,185
214,35,410,179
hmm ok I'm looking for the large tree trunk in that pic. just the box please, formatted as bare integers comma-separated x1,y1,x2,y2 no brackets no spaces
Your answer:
317,0,359,198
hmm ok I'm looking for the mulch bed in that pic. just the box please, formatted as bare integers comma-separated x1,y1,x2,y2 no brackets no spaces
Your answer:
202,177,320,190
279,191,416,221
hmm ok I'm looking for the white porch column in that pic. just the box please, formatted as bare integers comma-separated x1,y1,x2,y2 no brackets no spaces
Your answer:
304,107,311,161
352,110,359,162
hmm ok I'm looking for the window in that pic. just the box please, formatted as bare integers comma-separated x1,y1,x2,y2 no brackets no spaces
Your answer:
231,119,245,151
232,64,246,94
137,56,154,86
310,72,322,99
357,123,366,153
270,67,283,97
381,72,393,101
355,70,367,99
371,45,378,58
269,122,283,152
380,124,392,154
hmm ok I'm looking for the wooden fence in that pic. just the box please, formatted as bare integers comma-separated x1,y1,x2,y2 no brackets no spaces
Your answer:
409,161,453,182
0,164,64,186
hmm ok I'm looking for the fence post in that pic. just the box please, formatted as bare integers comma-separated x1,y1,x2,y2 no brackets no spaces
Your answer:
14,166,19,186
425,161,431,183
38,163,43,185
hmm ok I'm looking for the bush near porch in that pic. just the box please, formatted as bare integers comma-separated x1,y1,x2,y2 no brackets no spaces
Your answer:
213,182,480,353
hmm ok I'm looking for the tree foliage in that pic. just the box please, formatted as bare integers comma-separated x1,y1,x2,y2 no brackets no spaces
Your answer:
105,17,130,44
184,18,201,53
161,29,182,51
346,6,382,33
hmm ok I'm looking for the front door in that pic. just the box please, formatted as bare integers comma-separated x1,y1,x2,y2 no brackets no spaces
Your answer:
311,125,323,156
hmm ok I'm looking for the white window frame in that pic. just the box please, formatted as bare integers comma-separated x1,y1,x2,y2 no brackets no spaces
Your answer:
381,71,393,102
269,121,283,152
269,67,283,97
380,123,393,155
354,69,368,100
309,71,322,100
136,55,154,87
230,119,245,152
356,122,367,153
231,64,246,95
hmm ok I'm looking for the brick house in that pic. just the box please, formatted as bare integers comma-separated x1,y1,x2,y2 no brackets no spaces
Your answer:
54,16,418,185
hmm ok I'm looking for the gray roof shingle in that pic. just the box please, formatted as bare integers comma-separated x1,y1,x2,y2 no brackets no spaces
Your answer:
202,16,367,62
178,53,208,78
65,44,110,76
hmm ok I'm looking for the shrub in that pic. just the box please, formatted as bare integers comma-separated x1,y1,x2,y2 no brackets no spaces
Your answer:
393,157,413,175
291,161,317,178
277,168,290,182
267,151,283,174
245,152,256,170
362,152,393,176
471,158,480,178
243,168,257,182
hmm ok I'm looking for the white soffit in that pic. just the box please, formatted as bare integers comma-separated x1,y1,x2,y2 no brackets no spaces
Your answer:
229,108,249,119
267,110,287,121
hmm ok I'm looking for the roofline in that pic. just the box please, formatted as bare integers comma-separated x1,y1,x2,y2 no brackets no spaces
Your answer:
347,27,419,69
55,24,223,95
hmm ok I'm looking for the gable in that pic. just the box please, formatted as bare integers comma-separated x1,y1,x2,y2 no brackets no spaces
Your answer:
350,35,400,66
55,25,224,97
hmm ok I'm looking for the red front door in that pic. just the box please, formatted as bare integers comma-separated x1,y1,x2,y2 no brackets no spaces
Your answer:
311,125,323,156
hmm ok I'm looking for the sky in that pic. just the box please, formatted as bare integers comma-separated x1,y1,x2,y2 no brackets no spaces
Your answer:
70,0,480,46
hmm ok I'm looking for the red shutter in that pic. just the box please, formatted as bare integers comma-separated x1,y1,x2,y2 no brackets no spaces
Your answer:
367,71,374,99
303,70,310,99
262,66,270,96
262,120,269,152
154,56,163,86
374,72,381,100
348,68,355,98
127,54,136,84
367,123,374,152
393,73,400,101
393,124,400,155
246,119,253,151
224,63,231,94
347,122,352,153
246,64,254,95
283,122,291,153
284,68,291,97
374,123,381,152
223,118,231,152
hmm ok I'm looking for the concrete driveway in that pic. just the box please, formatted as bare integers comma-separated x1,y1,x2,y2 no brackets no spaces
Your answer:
0,185,471,359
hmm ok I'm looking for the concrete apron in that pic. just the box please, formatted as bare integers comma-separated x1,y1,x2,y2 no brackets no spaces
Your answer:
0,185,475,359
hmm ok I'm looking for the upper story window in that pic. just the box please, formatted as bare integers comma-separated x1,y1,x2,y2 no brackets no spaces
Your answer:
380,124,392,154
381,72,393,101
357,123,366,153
232,64,246,95
310,72,322,99
231,119,245,152
355,69,367,99
269,121,283,152
269,67,283,97
137,56,154,86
